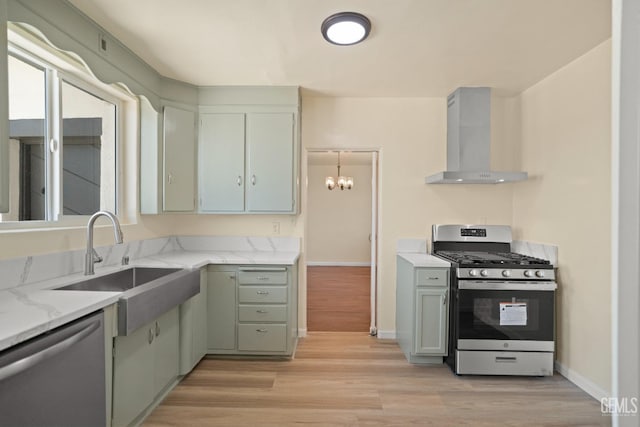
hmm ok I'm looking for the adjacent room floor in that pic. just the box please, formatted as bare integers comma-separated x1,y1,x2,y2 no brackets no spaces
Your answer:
307,266,371,332
144,333,609,426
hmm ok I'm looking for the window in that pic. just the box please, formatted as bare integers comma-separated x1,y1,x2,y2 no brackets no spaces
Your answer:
2,50,119,223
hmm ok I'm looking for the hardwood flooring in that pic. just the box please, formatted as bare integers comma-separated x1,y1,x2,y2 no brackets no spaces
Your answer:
144,333,609,426
307,266,370,332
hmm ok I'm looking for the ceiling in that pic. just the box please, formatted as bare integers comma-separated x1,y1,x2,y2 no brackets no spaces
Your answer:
68,0,611,97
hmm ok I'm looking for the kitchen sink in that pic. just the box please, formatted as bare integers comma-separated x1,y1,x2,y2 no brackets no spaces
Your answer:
56,267,181,292
55,267,200,336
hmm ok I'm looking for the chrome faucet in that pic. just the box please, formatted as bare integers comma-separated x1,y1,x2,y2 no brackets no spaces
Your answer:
85,211,124,275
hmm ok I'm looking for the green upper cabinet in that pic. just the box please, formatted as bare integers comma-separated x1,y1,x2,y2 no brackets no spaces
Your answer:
199,113,246,212
199,111,297,214
245,113,295,213
198,86,300,215
162,106,196,212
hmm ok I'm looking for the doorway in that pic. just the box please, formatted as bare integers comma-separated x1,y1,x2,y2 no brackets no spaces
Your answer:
306,150,379,334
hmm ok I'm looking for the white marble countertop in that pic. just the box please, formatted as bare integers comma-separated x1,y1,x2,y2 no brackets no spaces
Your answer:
397,253,451,268
0,248,300,352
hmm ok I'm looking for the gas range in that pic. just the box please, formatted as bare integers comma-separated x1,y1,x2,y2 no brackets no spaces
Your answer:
431,224,557,377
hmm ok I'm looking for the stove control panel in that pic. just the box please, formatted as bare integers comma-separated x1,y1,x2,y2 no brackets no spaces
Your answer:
459,268,555,281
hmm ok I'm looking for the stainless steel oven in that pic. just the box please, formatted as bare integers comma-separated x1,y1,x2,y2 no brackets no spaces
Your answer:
433,224,557,376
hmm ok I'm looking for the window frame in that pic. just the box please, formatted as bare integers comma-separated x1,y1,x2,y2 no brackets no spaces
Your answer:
1,33,131,229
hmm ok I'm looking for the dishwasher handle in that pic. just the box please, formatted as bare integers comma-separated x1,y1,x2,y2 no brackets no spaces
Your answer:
0,320,100,382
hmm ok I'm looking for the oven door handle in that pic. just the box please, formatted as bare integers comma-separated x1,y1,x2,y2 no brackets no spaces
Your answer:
458,281,557,291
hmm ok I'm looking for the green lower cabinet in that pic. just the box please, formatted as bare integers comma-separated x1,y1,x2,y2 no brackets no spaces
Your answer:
112,307,179,427
179,268,208,375
206,264,298,356
207,269,237,351
238,323,287,352
415,288,448,354
396,256,449,364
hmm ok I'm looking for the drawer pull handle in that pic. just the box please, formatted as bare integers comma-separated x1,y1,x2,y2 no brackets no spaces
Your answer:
257,310,269,314
428,277,439,280
256,291,270,295
257,276,269,281
256,329,268,333
155,321,160,337
148,328,154,344
495,356,517,363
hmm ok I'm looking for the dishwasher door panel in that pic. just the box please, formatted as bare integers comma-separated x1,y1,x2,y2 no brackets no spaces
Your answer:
0,311,106,427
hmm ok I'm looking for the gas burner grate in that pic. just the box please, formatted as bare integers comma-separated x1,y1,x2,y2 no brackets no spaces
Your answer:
434,250,551,266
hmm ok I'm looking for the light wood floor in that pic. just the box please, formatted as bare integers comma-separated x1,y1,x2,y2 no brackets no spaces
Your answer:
307,266,370,332
144,333,609,426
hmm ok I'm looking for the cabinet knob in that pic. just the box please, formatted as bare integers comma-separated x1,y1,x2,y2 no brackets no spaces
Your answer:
148,328,154,344
167,173,173,184
237,176,242,186
251,175,256,186
155,321,160,337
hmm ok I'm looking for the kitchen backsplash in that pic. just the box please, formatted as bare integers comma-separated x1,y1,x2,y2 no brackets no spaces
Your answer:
0,236,300,291
512,240,558,266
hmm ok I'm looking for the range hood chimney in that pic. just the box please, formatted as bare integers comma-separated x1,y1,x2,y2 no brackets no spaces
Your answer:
426,87,527,184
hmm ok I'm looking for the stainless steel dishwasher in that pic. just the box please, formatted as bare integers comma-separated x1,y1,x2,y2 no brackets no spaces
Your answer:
0,310,106,426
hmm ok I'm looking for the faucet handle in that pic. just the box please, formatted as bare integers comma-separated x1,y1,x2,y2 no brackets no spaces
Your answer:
92,248,103,264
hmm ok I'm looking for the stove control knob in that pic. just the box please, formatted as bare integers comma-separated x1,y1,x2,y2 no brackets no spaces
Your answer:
480,269,489,277
524,270,534,278
535,270,545,278
502,270,512,278
469,269,479,277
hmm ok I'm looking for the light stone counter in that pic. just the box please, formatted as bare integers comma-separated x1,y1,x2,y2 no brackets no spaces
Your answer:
397,253,451,268
396,237,451,268
0,236,300,352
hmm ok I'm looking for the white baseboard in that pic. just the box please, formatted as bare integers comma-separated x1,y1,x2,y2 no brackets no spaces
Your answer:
306,261,372,267
297,328,307,338
555,360,610,401
376,330,396,339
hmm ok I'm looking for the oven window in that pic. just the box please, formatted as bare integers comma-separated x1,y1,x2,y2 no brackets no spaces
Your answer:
457,289,554,341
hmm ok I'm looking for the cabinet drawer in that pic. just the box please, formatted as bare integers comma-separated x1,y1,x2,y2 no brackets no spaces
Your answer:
238,270,287,285
238,324,287,352
238,286,287,303
239,305,287,322
416,269,448,286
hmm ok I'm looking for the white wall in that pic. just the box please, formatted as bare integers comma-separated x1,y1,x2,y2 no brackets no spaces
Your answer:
301,96,516,334
513,40,612,398
307,162,372,265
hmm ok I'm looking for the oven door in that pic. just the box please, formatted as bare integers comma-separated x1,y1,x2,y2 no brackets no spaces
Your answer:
456,281,556,352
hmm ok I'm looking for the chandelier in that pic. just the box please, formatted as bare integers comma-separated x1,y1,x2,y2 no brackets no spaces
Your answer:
325,152,353,190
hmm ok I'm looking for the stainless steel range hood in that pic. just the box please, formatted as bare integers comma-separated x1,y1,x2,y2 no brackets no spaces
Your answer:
426,87,527,184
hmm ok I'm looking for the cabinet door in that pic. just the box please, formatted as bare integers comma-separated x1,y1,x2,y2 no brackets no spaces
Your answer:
153,308,180,396
199,113,245,212
192,270,208,362
207,271,237,351
163,106,196,212
245,113,295,212
415,288,448,355
112,323,155,427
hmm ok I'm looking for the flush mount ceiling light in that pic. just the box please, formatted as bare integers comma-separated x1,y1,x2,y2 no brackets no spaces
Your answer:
321,12,371,46
326,152,354,190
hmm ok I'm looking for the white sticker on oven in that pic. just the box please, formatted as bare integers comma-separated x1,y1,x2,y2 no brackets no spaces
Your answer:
499,302,527,326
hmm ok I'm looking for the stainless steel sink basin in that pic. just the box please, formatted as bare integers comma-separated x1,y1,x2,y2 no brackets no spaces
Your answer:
56,267,200,336
56,267,181,292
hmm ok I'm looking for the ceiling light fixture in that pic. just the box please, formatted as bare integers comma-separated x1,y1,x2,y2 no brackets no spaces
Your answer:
321,12,371,46
326,152,353,190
